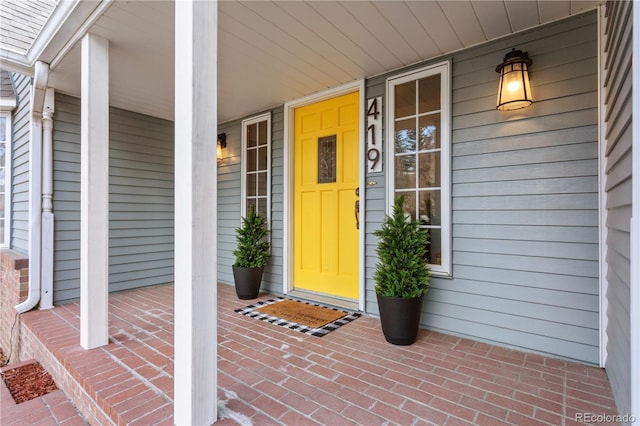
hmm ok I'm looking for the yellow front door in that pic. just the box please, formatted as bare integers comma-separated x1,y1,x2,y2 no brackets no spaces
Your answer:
293,91,360,300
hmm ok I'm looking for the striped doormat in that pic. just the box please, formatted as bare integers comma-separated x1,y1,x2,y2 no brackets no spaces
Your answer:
234,297,361,337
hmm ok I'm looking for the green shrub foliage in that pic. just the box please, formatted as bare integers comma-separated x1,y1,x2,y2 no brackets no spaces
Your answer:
233,205,270,268
373,195,430,298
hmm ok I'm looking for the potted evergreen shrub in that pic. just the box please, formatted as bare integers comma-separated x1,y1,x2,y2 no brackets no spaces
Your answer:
373,195,430,345
232,205,270,299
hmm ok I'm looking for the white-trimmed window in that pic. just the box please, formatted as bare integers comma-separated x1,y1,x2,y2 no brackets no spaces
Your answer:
0,112,11,247
387,61,451,276
241,113,271,221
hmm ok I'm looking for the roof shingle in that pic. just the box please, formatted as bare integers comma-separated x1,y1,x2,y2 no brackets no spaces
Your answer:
1,70,16,99
0,0,58,55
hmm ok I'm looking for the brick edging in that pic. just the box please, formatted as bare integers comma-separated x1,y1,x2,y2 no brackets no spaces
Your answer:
0,358,37,373
0,250,29,363
17,315,115,425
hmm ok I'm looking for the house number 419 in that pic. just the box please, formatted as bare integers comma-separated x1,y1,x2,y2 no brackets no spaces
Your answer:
367,97,383,173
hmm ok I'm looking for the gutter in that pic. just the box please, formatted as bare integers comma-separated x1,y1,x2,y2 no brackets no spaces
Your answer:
0,1,112,76
15,61,49,313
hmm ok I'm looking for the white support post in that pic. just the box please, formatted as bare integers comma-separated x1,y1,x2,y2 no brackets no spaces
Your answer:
630,3,639,424
173,1,218,425
597,5,609,368
40,87,55,310
80,33,109,350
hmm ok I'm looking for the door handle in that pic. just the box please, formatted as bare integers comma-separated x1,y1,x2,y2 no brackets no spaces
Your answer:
354,187,360,230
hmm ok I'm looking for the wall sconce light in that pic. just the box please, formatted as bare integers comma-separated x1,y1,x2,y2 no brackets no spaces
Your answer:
496,49,533,111
217,133,227,160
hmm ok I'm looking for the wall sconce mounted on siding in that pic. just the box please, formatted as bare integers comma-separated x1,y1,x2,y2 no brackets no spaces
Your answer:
496,49,533,111
217,133,227,160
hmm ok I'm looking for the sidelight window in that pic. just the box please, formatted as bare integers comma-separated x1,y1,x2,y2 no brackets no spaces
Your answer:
241,113,271,221
387,62,451,276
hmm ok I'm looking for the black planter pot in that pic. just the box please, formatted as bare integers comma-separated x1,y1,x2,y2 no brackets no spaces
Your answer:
376,293,424,345
232,266,264,300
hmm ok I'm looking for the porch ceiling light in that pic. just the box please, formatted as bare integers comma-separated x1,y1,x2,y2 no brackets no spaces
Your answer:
496,49,533,111
217,132,227,160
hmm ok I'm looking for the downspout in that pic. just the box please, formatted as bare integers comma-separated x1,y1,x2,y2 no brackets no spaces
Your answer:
15,61,48,313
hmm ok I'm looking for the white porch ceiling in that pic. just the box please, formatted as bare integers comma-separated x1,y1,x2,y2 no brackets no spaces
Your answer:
46,0,603,124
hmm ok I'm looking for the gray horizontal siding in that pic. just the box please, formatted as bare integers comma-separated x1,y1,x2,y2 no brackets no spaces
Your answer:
365,11,600,364
268,108,285,290
442,11,600,364
9,72,30,255
217,106,284,294
603,0,632,418
216,119,242,286
39,9,603,367
108,108,174,292
52,100,81,300
52,94,174,304
364,73,389,315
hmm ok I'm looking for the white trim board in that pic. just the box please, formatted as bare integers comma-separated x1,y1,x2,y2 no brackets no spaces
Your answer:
282,80,366,311
630,3,640,423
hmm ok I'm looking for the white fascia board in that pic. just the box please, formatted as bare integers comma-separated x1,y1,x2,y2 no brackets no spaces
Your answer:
26,0,80,64
0,51,33,77
0,98,17,111
27,1,113,68
0,1,108,75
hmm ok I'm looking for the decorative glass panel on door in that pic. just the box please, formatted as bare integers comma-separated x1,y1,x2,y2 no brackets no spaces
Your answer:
317,135,336,184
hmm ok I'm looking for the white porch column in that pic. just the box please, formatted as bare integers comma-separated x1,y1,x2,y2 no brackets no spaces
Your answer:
630,3,639,424
80,33,109,350
173,1,218,425
40,87,55,310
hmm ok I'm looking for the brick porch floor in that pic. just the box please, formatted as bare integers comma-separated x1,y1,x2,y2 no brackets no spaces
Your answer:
4,283,620,425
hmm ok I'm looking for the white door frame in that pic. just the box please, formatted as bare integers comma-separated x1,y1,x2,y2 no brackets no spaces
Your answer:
282,80,365,311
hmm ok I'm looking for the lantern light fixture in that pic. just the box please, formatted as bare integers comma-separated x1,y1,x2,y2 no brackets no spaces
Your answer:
496,49,533,111
217,132,227,160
